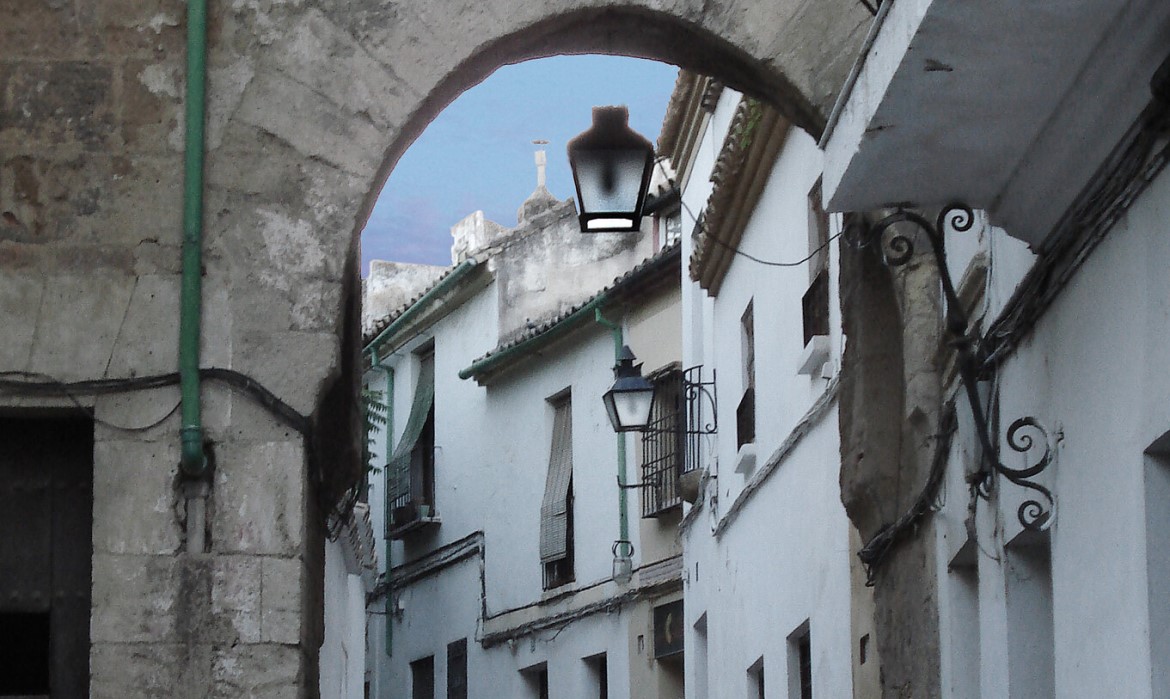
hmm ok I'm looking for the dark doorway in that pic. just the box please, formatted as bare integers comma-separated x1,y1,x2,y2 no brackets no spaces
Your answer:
0,415,93,698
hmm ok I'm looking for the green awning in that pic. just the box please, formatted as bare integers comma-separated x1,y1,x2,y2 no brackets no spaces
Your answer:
387,359,434,504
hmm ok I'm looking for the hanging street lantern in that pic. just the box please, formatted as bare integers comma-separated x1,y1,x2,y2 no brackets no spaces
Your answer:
567,106,656,233
602,345,656,433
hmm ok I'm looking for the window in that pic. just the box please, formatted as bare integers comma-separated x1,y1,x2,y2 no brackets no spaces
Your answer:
0,416,93,698
388,352,438,538
748,656,765,699
521,663,550,699
737,301,756,450
540,394,574,589
642,369,684,517
946,541,980,698
803,180,831,347
1146,434,1170,697
410,655,435,699
585,653,608,699
447,638,467,699
1005,533,1054,699
787,622,812,699
693,614,709,699
664,213,682,247
807,179,830,284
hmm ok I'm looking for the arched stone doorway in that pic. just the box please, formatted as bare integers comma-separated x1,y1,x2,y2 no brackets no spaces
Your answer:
0,0,870,694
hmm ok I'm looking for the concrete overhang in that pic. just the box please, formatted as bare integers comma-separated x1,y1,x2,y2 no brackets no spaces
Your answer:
822,0,1170,248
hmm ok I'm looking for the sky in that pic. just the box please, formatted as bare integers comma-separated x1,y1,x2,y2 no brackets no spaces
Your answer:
360,55,680,273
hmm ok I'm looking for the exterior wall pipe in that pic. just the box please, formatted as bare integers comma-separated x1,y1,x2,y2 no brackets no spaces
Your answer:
376,362,395,655
593,308,631,548
178,0,209,478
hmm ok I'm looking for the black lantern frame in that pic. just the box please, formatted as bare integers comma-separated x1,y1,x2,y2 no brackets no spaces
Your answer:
567,106,655,234
602,346,656,433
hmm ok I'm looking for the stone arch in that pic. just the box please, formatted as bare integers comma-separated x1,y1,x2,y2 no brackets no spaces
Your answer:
0,0,869,693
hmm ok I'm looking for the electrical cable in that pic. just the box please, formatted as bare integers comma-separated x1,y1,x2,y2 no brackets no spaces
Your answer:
657,160,843,268
0,370,184,433
0,368,311,437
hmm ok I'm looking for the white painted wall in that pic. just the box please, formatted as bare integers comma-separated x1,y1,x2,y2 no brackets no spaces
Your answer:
321,539,370,699
364,239,683,697
924,153,1170,699
676,89,857,699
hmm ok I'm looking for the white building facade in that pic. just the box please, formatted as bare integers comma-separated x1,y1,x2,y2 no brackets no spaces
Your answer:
362,181,689,698
822,2,1170,697
657,74,878,699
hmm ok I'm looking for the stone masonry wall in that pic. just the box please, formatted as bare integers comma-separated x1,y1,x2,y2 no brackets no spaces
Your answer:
0,0,869,695
839,226,945,698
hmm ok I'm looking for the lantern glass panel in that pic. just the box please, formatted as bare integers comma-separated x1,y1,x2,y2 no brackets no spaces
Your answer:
574,148,650,221
607,389,654,431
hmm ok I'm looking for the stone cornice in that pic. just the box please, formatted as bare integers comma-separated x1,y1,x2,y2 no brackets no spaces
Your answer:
657,71,722,189
689,97,791,296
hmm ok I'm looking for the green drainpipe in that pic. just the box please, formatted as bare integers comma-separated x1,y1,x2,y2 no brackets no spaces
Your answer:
378,363,395,655
179,0,209,478
593,309,630,548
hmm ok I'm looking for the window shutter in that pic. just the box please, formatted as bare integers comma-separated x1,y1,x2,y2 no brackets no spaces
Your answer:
539,400,573,563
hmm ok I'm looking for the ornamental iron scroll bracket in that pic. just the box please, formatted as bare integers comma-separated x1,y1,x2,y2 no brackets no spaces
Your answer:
681,365,718,436
851,204,1056,532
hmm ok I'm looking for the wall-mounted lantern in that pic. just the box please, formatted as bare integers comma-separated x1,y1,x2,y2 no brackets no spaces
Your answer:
602,346,656,433
567,106,655,233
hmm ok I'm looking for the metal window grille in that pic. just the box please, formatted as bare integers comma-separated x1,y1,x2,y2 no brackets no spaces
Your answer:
642,370,683,517
388,357,436,536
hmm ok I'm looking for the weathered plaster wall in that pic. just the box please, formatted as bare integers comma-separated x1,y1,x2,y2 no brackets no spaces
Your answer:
0,0,869,694
362,260,447,336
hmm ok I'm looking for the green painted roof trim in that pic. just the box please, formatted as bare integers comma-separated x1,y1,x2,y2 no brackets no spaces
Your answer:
363,259,479,360
457,293,610,382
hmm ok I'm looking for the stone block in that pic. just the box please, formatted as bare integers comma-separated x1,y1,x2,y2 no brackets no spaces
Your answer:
0,273,42,370
26,274,136,381
90,155,184,248
102,275,181,377
212,643,303,699
91,554,178,643
290,280,344,333
0,61,116,150
265,9,413,132
92,438,183,554
261,556,303,644
99,0,186,59
212,440,306,555
123,59,183,152
231,330,339,416
205,57,257,151
206,126,309,201
91,641,213,699
212,555,263,644
0,3,102,60
93,386,181,442
235,68,382,179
